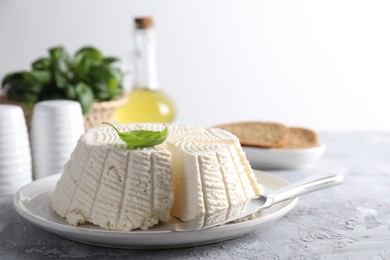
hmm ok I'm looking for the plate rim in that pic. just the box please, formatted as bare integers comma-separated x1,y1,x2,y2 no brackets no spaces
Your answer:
243,145,326,170
13,170,298,248
243,144,326,153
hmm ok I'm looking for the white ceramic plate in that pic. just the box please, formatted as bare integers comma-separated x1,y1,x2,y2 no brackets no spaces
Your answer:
244,145,326,170
13,171,297,249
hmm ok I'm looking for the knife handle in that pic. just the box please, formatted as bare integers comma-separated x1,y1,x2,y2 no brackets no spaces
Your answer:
269,173,344,204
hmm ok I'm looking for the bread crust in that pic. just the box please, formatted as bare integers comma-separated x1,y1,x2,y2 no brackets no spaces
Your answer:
214,122,289,148
284,127,319,148
213,122,320,149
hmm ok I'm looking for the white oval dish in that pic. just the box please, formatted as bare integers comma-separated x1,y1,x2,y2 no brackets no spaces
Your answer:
243,145,326,170
13,170,297,249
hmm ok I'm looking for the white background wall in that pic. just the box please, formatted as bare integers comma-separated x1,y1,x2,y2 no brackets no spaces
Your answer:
1,0,389,131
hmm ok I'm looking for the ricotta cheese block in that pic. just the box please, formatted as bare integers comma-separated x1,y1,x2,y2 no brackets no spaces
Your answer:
50,125,173,231
51,123,263,230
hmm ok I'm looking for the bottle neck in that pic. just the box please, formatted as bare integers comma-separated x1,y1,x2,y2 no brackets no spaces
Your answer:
134,28,159,90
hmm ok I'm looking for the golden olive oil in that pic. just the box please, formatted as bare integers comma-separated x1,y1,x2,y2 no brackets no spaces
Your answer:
114,88,175,123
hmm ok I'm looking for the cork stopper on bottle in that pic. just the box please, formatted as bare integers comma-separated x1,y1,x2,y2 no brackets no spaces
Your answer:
134,17,154,29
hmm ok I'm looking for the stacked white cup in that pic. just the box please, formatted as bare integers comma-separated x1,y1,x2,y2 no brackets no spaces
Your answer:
30,100,85,179
0,105,32,195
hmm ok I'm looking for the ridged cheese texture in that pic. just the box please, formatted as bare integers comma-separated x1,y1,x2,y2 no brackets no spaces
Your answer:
51,123,263,230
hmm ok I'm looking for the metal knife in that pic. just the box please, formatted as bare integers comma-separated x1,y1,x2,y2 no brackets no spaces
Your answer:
170,173,344,232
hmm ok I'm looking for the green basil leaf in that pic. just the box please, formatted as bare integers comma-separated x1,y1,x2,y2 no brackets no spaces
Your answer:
103,57,120,64
23,92,38,107
64,84,77,99
32,57,50,70
49,46,71,88
19,72,41,93
107,77,117,98
75,82,94,114
2,72,22,88
5,76,38,105
53,72,68,88
95,83,110,100
102,123,168,149
109,67,123,82
114,84,124,96
22,71,51,87
73,47,103,78
88,65,122,100
74,47,103,66
4,81,24,100
49,46,70,73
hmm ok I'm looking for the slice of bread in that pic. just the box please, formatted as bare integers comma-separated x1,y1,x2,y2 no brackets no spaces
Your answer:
214,122,289,148
213,122,320,149
284,127,319,148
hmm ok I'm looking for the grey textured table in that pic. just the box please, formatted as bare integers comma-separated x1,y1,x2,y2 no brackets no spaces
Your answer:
1,132,390,259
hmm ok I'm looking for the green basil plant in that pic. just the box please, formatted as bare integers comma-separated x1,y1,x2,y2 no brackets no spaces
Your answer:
1,46,124,114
